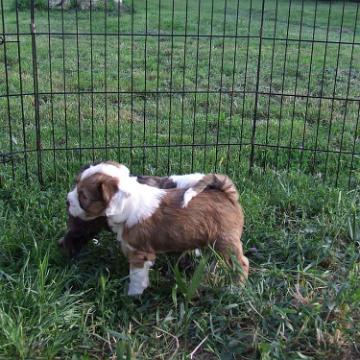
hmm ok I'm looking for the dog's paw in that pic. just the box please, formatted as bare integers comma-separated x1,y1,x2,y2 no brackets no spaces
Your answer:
127,282,148,296
194,248,202,257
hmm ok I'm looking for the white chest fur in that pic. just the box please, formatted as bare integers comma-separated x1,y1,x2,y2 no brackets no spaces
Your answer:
107,219,124,242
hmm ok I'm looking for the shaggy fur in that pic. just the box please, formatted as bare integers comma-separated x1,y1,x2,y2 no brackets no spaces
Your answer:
60,163,204,256
118,176,248,276
61,162,248,296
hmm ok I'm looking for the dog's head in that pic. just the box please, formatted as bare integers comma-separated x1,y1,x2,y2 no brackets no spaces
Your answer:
67,161,131,220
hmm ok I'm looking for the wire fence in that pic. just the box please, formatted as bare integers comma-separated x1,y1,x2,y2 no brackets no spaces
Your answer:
0,0,359,187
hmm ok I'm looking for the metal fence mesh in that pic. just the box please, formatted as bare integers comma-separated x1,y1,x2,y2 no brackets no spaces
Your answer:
1,0,359,187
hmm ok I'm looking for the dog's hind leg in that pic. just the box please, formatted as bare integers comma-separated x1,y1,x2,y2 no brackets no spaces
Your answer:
215,238,249,281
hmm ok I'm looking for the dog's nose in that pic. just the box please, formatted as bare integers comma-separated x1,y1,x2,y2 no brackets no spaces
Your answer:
66,199,70,208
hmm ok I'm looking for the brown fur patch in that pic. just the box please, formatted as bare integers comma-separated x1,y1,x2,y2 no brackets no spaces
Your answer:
122,188,249,278
77,173,119,217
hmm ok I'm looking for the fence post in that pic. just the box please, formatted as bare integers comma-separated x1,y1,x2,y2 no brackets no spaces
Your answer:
30,0,43,185
249,0,266,173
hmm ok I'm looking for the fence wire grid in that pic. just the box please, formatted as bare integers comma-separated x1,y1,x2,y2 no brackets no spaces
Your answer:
0,0,359,187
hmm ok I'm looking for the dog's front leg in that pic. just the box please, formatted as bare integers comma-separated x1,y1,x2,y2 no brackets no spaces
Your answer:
128,261,153,296
127,250,156,296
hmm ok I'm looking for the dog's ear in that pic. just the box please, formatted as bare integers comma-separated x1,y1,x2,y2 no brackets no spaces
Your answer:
99,177,119,204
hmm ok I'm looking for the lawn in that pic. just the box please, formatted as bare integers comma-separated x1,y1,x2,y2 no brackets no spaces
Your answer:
1,0,360,358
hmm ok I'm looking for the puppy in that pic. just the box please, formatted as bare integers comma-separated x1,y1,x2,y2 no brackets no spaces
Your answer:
67,162,249,295
60,162,204,256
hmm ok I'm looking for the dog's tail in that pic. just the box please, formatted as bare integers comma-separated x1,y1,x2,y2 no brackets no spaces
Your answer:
182,174,239,207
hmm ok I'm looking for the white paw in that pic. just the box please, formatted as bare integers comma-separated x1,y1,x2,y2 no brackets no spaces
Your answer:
194,248,202,257
127,275,149,296
127,284,146,296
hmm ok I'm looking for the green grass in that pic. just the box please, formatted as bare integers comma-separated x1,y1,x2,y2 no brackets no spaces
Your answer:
1,171,359,359
1,0,360,358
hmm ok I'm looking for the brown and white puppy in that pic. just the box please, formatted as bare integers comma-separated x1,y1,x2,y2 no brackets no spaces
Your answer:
60,164,205,256
67,163,249,295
